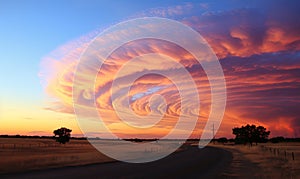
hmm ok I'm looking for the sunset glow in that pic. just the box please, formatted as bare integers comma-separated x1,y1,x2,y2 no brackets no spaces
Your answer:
1,1,299,139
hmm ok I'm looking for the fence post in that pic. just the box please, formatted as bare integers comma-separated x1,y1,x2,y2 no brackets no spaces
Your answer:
284,150,287,159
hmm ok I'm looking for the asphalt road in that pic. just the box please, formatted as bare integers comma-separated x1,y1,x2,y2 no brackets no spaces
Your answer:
2,146,232,179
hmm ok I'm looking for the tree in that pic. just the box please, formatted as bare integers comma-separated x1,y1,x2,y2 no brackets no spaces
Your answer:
216,137,228,144
232,124,270,146
269,136,285,143
53,127,72,144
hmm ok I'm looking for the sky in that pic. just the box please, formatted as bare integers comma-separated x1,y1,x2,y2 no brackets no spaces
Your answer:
0,0,299,138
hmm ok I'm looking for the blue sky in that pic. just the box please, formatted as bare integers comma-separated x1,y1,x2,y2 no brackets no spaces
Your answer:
0,0,177,104
1,0,299,137
0,0,199,135
0,0,264,104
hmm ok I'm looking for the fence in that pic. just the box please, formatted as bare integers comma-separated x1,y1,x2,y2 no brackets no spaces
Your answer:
259,145,296,161
0,143,56,149
0,142,89,149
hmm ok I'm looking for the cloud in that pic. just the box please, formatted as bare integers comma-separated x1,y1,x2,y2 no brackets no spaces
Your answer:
220,52,300,137
39,30,99,113
183,8,300,59
39,2,300,138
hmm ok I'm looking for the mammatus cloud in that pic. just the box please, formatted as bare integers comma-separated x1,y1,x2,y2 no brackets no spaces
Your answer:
39,2,300,138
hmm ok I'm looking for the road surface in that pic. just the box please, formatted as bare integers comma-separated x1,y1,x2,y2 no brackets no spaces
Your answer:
2,146,232,179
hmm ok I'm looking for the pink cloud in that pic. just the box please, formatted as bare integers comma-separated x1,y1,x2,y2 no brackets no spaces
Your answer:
39,4,300,138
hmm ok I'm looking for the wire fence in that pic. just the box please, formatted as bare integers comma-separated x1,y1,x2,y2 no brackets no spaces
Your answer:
259,145,296,161
0,142,89,149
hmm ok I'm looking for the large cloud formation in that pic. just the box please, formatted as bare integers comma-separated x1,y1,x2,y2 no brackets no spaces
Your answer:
39,1,300,138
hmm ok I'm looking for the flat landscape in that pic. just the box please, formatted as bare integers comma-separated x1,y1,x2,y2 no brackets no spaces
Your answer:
0,138,113,174
214,143,300,178
0,138,299,178
1,1,300,179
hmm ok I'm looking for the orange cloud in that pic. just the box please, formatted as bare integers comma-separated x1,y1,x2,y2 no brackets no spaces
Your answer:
39,5,300,138
185,10,300,59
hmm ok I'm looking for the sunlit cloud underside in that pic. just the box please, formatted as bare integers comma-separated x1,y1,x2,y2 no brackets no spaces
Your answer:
39,2,300,138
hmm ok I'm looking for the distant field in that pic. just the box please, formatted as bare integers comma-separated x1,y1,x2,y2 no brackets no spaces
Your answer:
214,142,300,178
0,138,113,174
1,137,299,178
0,138,187,174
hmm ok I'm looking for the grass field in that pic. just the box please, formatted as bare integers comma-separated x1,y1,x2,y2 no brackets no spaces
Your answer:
0,138,186,174
0,137,299,178
214,142,300,178
0,138,113,174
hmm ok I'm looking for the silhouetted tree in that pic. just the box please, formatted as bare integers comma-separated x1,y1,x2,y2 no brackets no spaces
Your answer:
217,137,228,144
53,127,72,144
270,136,285,143
232,124,270,146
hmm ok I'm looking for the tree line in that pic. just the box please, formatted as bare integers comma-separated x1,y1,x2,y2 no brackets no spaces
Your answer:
1,124,298,145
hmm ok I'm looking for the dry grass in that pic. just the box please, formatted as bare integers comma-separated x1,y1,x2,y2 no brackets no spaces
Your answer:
213,142,300,178
1,138,299,178
0,138,114,174
0,138,185,174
